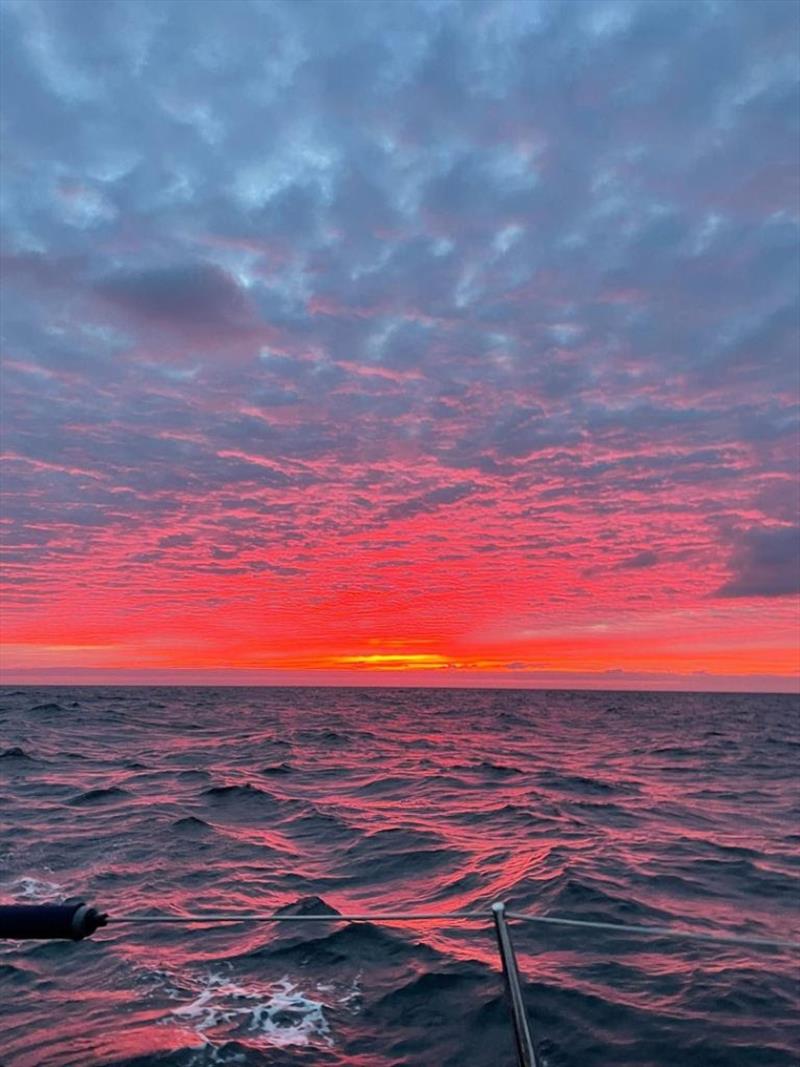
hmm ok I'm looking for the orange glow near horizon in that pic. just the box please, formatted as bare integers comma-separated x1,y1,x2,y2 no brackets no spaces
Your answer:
2,483,799,690
2,0,799,693
2,571,798,689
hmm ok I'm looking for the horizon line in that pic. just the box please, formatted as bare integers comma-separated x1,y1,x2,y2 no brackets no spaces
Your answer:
1,665,798,695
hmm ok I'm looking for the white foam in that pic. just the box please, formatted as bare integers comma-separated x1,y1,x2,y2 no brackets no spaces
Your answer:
3,876,65,901
327,972,363,1014
167,970,339,1050
249,977,332,1047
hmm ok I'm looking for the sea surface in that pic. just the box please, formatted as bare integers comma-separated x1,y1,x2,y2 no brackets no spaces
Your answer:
0,686,798,1067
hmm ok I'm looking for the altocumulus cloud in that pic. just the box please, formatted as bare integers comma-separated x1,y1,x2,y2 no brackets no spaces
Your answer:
0,0,798,675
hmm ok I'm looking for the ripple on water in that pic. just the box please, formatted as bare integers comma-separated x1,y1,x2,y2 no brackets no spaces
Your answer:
0,686,797,1067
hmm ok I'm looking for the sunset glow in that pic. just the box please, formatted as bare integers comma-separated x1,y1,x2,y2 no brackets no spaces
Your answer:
1,0,798,690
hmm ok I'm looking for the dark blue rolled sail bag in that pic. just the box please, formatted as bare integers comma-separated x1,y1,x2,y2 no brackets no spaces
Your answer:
0,901,107,940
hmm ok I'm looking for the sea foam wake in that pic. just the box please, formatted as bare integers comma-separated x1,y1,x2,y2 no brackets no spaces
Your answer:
0,686,798,1066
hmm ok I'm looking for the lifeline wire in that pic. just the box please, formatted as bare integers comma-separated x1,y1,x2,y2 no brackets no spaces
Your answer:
112,911,484,923
506,911,800,950
110,909,800,949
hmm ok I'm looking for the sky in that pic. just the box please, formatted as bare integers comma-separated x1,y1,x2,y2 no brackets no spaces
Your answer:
0,0,798,692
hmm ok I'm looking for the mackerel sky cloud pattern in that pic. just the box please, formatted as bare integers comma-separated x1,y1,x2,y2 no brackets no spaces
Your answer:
1,0,798,687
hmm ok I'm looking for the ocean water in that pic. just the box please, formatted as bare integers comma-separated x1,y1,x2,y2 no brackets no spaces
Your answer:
0,686,798,1067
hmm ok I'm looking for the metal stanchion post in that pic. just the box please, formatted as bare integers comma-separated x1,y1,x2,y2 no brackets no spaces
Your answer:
492,902,539,1067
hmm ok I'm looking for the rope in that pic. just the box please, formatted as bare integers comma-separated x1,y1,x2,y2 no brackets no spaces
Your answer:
110,908,800,949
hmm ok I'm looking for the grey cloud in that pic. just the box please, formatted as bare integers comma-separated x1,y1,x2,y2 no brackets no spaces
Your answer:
618,550,659,570
716,525,800,598
96,263,253,332
158,533,193,548
384,482,480,520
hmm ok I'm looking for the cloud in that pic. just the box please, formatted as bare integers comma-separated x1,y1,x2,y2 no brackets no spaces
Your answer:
384,482,481,521
618,550,659,570
0,0,798,676
96,263,254,335
716,526,800,598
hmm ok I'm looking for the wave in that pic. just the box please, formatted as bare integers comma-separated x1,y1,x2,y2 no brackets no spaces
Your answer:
274,896,341,917
537,770,619,796
202,783,281,806
544,878,672,924
172,815,214,835
263,918,440,969
450,760,523,777
174,770,211,783
69,786,130,805
0,746,35,761
2,685,797,1067
286,807,355,843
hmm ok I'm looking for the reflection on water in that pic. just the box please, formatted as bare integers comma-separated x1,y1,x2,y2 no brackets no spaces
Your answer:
0,686,798,1066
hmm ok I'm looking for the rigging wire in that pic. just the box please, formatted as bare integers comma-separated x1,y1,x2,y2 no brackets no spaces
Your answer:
110,908,800,950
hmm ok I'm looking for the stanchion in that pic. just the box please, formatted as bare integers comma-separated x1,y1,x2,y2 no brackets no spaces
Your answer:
492,902,539,1067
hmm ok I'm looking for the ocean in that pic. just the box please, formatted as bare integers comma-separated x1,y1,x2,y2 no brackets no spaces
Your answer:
0,686,798,1067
